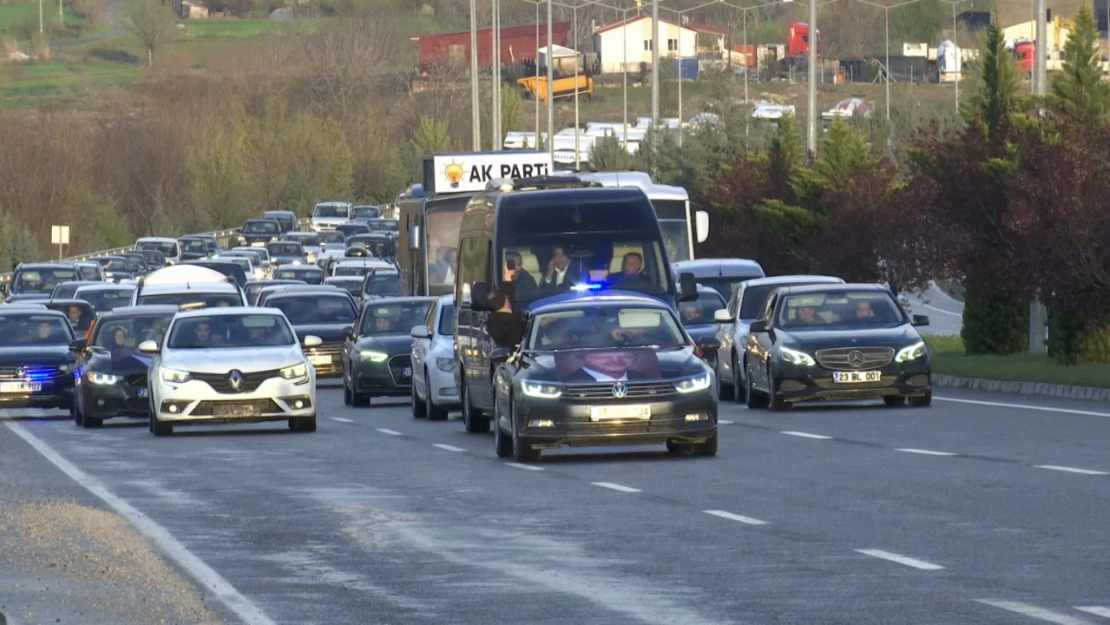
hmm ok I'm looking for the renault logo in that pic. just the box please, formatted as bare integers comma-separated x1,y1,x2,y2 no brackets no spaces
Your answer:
228,370,244,391
847,350,865,368
611,382,627,398
15,366,27,379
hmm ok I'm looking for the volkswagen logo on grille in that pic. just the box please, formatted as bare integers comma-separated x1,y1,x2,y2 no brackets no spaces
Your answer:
15,366,27,379
611,382,628,398
227,370,244,391
847,350,865,368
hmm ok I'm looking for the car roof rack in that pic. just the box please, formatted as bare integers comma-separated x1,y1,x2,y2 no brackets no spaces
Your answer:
486,176,603,193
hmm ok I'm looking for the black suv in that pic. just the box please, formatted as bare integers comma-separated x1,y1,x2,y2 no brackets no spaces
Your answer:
235,219,283,247
4,263,83,303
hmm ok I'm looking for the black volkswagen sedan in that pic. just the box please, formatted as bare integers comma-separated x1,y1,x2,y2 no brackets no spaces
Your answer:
70,306,176,427
492,295,719,462
0,309,76,411
341,297,434,407
743,283,932,410
265,290,358,378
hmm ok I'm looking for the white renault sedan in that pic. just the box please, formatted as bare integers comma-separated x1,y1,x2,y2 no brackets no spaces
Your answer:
140,308,320,436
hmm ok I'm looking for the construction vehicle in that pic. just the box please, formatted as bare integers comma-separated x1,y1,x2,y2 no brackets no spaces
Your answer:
517,74,594,102
1009,15,1075,73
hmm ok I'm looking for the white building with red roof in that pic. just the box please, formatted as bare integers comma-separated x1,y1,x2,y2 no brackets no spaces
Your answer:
592,15,727,74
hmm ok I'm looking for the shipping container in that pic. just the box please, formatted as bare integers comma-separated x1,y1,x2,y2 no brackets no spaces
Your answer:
417,22,572,72
671,57,698,80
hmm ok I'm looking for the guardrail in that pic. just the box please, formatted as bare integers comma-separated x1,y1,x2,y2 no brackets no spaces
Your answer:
0,218,312,287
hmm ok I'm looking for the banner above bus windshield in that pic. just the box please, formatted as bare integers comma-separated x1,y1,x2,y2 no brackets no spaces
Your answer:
425,151,553,195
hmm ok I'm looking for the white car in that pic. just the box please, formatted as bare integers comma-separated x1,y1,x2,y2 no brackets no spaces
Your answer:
135,237,182,266
140,308,320,436
312,201,352,232
713,275,844,402
410,294,458,420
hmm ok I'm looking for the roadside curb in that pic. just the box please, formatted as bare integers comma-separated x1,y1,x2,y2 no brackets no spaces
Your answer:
933,374,1110,402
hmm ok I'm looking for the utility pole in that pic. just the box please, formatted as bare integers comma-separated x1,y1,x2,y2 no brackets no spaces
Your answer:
59,0,63,25
651,0,660,148
806,0,817,156
493,0,503,150
547,0,555,160
39,0,44,36
1034,0,1047,95
470,0,481,150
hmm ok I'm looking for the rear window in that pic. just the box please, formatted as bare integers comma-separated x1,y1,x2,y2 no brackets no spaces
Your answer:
75,287,136,313
137,292,242,309
268,295,357,325
13,268,81,294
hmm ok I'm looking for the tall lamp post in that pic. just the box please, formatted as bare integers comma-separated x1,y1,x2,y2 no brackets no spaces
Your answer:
660,0,725,146
855,0,921,120
470,0,481,150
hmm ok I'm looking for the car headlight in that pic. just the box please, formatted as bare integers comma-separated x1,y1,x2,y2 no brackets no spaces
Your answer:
280,363,308,379
779,346,816,367
359,350,389,363
895,341,927,363
435,357,455,372
160,368,191,383
522,381,562,399
86,372,122,385
674,372,712,394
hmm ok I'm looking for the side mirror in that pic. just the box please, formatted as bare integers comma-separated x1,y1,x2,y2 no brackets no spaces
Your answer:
69,338,87,352
489,346,512,365
0,283,6,295
912,314,930,327
749,320,768,333
303,335,323,348
469,281,489,311
713,309,731,324
137,340,159,354
697,337,721,352
408,225,421,251
341,325,354,340
695,210,710,243
410,324,432,339
678,272,697,302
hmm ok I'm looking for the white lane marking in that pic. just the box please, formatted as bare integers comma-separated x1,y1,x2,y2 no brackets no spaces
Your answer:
897,448,957,456
433,444,467,452
376,428,403,436
1076,607,1110,619
703,510,768,525
1035,465,1109,476
591,482,641,493
921,303,963,317
717,420,734,425
504,462,544,471
855,549,944,570
781,431,832,440
3,422,277,625
977,600,1096,625
934,397,1110,419
331,417,354,423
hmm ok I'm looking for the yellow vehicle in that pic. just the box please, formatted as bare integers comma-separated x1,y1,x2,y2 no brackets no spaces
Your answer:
517,74,594,102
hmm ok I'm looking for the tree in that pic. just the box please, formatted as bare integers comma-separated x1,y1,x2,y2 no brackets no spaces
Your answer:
1048,5,1110,123
121,0,176,67
960,22,1022,144
410,116,452,157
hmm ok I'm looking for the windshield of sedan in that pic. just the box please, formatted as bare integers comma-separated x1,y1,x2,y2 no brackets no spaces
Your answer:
274,268,324,283
267,242,303,257
94,315,173,351
777,291,905,329
364,272,401,297
314,204,349,219
137,292,241,309
353,206,380,219
181,240,209,253
243,221,279,234
137,250,166,266
529,306,685,350
137,241,179,257
77,265,101,281
13,268,82,294
0,314,73,346
121,255,147,273
75,287,136,313
359,301,431,336
678,291,726,326
318,231,346,245
167,314,295,348
268,295,356,326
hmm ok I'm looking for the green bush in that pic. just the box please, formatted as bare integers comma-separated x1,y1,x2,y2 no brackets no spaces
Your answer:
1047,308,1084,365
960,287,1028,355
924,334,964,354
1079,324,1110,364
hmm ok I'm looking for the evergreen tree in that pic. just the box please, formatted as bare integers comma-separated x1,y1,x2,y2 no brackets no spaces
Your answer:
1048,5,1110,123
961,22,1022,144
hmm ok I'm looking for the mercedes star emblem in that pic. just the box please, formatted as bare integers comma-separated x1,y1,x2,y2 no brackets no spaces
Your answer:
611,382,628,398
15,366,27,379
228,370,244,391
847,350,865,368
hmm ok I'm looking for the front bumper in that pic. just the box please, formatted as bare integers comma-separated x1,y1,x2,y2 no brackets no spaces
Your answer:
79,374,149,419
426,363,460,406
516,393,717,448
772,361,932,403
0,377,75,410
153,374,315,423
352,355,412,396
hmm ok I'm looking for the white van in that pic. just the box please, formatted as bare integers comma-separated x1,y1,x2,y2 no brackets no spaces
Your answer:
311,202,352,232
135,237,182,265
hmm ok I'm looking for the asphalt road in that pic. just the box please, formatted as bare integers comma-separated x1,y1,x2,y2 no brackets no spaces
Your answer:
2,382,1108,625
903,281,964,336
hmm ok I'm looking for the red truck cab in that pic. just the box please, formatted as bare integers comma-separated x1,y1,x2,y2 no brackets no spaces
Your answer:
1013,40,1035,72
788,22,821,56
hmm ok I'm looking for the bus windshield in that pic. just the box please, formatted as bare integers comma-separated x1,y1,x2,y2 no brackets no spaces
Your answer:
650,200,691,263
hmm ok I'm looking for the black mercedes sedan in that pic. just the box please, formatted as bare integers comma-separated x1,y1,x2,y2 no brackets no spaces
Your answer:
743,283,932,410
0,309,77,412
265,289,358,378
492,295,719,462
341,297,434,407
70,305,177,427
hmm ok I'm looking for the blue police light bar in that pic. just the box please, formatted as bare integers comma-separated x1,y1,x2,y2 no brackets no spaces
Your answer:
569,283,603,291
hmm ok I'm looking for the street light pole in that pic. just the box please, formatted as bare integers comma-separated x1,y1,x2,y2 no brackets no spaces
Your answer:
953,1,959,110
623,6,628,147
1034,0,1047,94
651,0,660,141
806,0,817,156
677,18,683,145
574,2,581,164
535,2,541,145
547,0,555,160
470,0,481,150
885,8,890,119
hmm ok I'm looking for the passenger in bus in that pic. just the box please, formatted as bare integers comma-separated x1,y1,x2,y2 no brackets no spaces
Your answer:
613,252,650,290
504,250,537,294
430,247,457,284
541,245,581,292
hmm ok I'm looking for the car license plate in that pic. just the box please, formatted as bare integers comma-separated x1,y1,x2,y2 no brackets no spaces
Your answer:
401,367,412,377
590,404,651,421
213,403,261,418
0,382,42,393
833,371,882,383
250,241,265,247
136,388,149,398
308,355,332,366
